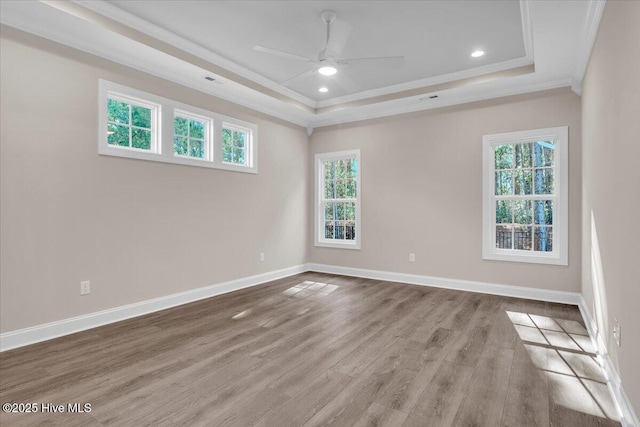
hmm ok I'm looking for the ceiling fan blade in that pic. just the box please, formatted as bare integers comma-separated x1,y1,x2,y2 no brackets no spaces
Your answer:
338,56,405,69
324,20,352,58
279,68,316,87
254,45,314,62
329,73,359,94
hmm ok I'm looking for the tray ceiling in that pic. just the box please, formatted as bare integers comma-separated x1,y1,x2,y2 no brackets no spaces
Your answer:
0,0,604,129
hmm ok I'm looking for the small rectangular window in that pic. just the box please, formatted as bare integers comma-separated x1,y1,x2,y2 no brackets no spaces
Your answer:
106,95,159,152
483,127,568,265
222,125,250,167
315,150,361,249
174,111,212,161
98,80,258,173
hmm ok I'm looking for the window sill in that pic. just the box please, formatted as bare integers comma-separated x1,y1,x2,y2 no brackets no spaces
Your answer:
483,251,567,266
315,240,361,250
98,147,257,174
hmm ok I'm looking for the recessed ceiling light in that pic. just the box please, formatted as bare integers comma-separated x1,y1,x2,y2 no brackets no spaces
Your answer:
318,87,329,93
318,66,337,76
471,50,485,58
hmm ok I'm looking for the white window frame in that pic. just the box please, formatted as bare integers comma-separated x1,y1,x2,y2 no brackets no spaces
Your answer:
105,93,160,153
98,80,258,173
314,149,361,250
222,122,254,169
173,110,214,162
482,126,568,265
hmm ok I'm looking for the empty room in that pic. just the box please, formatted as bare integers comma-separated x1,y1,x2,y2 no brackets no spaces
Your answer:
0,0,638,426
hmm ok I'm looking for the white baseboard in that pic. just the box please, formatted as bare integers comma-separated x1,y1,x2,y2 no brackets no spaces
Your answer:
0,264,307,352
578,297,640,427
8,259,636,425
0,263,580,353
4,261,635,423
307,263,581,305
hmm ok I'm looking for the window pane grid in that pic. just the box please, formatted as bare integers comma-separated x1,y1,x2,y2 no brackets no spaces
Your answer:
223,127,248,166
174,115,207,159
495,225,554,252
494,141,555,196
322,199,357,239
493,140,556,254
107,98,153,150
320,157,358,242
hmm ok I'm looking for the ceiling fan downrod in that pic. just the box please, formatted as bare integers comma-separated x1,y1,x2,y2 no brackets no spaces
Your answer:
319,10,337,60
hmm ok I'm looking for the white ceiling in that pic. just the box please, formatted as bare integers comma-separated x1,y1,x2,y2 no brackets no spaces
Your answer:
109,1,527,101
0,0,604,129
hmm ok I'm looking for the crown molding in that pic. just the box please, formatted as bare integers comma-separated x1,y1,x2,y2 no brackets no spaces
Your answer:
73,0,317,108
520,0,535,61
39,0,314,113
310,0,535,109
77,0,537,113
571,0,606,95
314,56,534,109
0,0,597,129
310,76,572,128
0,1,314,127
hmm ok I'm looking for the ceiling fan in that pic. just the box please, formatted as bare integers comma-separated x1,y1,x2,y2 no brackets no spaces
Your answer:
253,10,405,87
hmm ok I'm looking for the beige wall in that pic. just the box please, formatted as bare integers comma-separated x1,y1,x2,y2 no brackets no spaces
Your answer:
581,0,640,415
309,89,582,292
0,31,309,333
2,2,636,414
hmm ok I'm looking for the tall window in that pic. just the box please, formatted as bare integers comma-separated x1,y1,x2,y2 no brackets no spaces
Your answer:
315,150,361,249
482,127,568,265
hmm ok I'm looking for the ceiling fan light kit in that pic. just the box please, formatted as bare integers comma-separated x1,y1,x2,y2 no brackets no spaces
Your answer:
253,9,405,89
318,66,337,76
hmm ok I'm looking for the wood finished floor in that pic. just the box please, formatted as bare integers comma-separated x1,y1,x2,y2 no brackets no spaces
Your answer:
0,273,621,427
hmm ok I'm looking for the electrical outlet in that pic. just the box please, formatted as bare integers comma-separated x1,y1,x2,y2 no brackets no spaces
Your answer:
613,319,621,346
260,252,265,262
80,281,91,296
409,253,415,263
